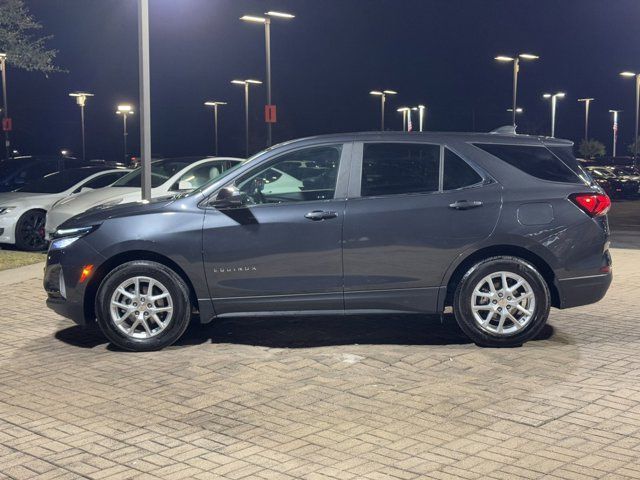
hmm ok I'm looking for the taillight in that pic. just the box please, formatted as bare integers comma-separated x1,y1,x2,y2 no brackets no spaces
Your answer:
570,193,611,217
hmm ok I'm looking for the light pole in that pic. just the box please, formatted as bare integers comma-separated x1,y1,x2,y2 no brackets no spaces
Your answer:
609,109,622,157
397,107,410,131
577,98,594,140
416,105,426,132
68,92,94,161
495,53,539,127
116,105,134,165
370,89,397,131
620,71,640,160
232,79,262,157
240,11,294,148
543,92,565,137
204,101,227,156
0,53,9,159
137,0,152,200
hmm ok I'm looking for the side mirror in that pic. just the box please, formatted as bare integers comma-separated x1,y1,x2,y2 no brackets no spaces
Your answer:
178,180,193,191
210,186,244,209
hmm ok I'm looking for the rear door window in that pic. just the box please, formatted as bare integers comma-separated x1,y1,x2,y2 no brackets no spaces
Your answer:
361,143,440,197
473,143,582,183
443,149,483,190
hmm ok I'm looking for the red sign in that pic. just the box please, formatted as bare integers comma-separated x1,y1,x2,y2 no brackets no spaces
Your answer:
2,118,11,132
265,104,277,123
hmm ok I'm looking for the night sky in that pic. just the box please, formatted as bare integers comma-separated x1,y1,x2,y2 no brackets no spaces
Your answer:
9,0,640,159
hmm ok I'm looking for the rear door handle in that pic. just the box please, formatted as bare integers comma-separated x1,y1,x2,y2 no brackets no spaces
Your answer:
305,210,338,221
449,200,483,210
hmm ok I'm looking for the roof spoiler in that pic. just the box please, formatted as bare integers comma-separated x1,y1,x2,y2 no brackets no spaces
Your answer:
490,125,517,135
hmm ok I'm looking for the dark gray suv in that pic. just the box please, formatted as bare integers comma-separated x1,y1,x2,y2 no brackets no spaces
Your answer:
44,131,612,351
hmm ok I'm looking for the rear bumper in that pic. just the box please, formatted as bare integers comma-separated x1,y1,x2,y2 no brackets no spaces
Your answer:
556,272,612,309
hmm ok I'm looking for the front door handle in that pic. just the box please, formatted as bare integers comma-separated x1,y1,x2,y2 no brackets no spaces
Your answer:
305,210,338,221
449,200,483,210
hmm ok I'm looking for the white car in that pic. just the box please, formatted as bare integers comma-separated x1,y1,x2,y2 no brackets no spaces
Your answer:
46,157,242,238
0,167,130,250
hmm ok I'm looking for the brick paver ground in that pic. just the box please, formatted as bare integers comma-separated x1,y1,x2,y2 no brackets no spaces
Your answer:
1,248,640,479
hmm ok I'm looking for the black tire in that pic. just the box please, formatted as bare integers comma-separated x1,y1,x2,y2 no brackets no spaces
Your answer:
15,209,47,251
95,260,192,351
453,256,550,347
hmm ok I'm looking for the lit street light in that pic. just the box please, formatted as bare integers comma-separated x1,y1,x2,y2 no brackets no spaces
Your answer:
116,104,134,165
68,92,94,161
495,53,539,127
506,107,524,113
204,101,227,156
0,53,10,159
232,79,262,157
609,109,622,157
620,71,640,160
543,92,565,137
240,10,294,147
397,107,410,131
577,98,594,140
370,89,397,131
416,105,426,132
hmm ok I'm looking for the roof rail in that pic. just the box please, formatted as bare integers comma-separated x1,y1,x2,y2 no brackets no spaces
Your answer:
490,125,517,135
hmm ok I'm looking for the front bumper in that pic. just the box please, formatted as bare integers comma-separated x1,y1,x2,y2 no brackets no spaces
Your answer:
44,239,106,326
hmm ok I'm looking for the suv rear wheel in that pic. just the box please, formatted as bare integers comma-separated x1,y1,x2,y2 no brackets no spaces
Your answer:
453,256,550,347
95,260,191,351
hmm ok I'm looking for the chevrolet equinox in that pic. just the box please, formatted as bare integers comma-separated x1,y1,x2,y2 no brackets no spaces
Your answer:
44,132,612,351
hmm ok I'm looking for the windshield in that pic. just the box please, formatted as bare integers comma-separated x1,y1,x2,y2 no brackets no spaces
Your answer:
17,168,102,193
112,158,204,188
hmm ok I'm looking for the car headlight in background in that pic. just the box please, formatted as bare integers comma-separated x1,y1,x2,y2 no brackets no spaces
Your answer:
0,206,16,215
50,225,100,250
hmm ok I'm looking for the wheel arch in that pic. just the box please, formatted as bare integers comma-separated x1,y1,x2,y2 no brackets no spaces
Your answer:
443,244,560,309
83,250,200,323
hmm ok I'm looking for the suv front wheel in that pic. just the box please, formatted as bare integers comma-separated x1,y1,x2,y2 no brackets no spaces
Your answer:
95,260,192,351
453,256,550,347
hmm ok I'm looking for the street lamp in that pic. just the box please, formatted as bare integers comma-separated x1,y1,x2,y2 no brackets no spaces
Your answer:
370,89,397,131
68,92,94,161
542,92,565,137
116,104,134,165
240,10,294,148
507,107,524,114
495,53,539,127
609,110,622,157
416,105,426,132
204,101,227,156
397,107,410,131
577,98,595,141
620,71,640,159
0,53,9,159
232,79,262,157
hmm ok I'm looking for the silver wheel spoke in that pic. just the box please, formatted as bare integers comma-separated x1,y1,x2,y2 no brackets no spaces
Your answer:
110,276,174,340
470,271,536,337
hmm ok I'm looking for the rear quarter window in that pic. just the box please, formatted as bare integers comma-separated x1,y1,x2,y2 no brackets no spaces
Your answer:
473,143,583,184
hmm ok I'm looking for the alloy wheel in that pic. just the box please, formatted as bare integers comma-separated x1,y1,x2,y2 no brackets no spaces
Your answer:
109,276,174,339
471,271,536,335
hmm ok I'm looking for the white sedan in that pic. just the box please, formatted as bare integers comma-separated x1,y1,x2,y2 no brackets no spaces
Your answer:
46,156,242,238
0,167,130,250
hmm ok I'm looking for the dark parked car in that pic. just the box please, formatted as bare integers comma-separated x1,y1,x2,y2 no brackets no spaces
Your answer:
44,131,612,351
586,166,639,198
0,156,89,192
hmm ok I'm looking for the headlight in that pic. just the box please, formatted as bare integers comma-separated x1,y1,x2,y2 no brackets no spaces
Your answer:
50,225,100,250
0,206,16,215
50,236,82,250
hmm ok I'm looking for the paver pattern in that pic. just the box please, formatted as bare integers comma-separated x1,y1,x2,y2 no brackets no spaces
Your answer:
1,248,640,479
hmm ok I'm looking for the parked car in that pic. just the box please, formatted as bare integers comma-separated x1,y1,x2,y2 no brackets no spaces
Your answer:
44,131,612,351
603,165,640,188
586,166,639,198
0,156,90,192
45,156,242,237
0,167,129,250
